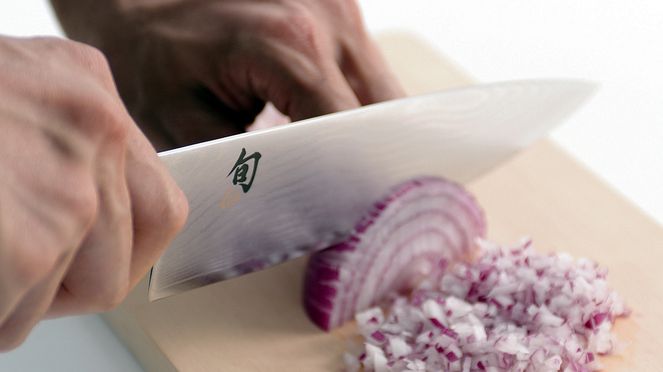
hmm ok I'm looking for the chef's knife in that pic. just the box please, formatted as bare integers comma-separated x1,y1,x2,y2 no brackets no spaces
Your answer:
149,79,595,301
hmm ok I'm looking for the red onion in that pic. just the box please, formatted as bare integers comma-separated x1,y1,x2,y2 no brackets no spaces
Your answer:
304,177,486,330
349,239,629,371
303,177,628,370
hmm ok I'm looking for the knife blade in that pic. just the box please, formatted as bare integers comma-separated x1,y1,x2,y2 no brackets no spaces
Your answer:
149,79,595,301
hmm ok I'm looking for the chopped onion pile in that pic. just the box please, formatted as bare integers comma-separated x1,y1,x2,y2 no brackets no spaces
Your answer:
304,177,486,330
349,239,629,372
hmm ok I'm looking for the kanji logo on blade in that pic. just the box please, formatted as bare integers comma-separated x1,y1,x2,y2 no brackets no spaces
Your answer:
227,148,261,193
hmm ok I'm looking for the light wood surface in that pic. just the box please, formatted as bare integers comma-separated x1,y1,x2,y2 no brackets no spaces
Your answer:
103,33,662,371
468,141,663,371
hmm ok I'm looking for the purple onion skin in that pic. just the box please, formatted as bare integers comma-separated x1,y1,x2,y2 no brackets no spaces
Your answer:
304,177,486,331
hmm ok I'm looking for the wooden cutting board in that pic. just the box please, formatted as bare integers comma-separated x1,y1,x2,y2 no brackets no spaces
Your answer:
103,33,663,371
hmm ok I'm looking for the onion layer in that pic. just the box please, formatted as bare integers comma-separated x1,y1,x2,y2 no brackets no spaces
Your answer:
304,177,486,330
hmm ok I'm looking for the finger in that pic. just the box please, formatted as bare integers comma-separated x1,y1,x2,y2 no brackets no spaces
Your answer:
0,150,95,349
64,55,185,291
284,64,360,121
230,39,360,122
0,192,88,349
124,123,188,288
0,249,74,351
47,139,133,316
70,55,186,290
0,212,53,326
339,37,406,105
266,57,360,122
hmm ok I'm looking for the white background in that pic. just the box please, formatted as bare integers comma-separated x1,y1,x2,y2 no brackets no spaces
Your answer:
0,1,661,371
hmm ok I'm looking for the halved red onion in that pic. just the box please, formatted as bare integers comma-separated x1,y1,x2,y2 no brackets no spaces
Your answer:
304,177,486,330
348,239,629,372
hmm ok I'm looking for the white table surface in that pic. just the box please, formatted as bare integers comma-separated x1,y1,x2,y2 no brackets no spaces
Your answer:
1,1,661,371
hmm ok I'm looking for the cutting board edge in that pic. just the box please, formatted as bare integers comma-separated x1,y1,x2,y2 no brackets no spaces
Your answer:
102,306,176,372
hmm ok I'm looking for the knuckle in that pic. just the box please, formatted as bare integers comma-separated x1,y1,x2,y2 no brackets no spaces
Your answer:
61,169,99,228
141,178,189,239
157,184,189,235
91,96,130,142
64,93,130,144
170,188,190,232
270,6,321,51
55,82,129,145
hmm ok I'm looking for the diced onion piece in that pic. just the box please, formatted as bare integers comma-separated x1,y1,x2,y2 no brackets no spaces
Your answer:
347,240,628,371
